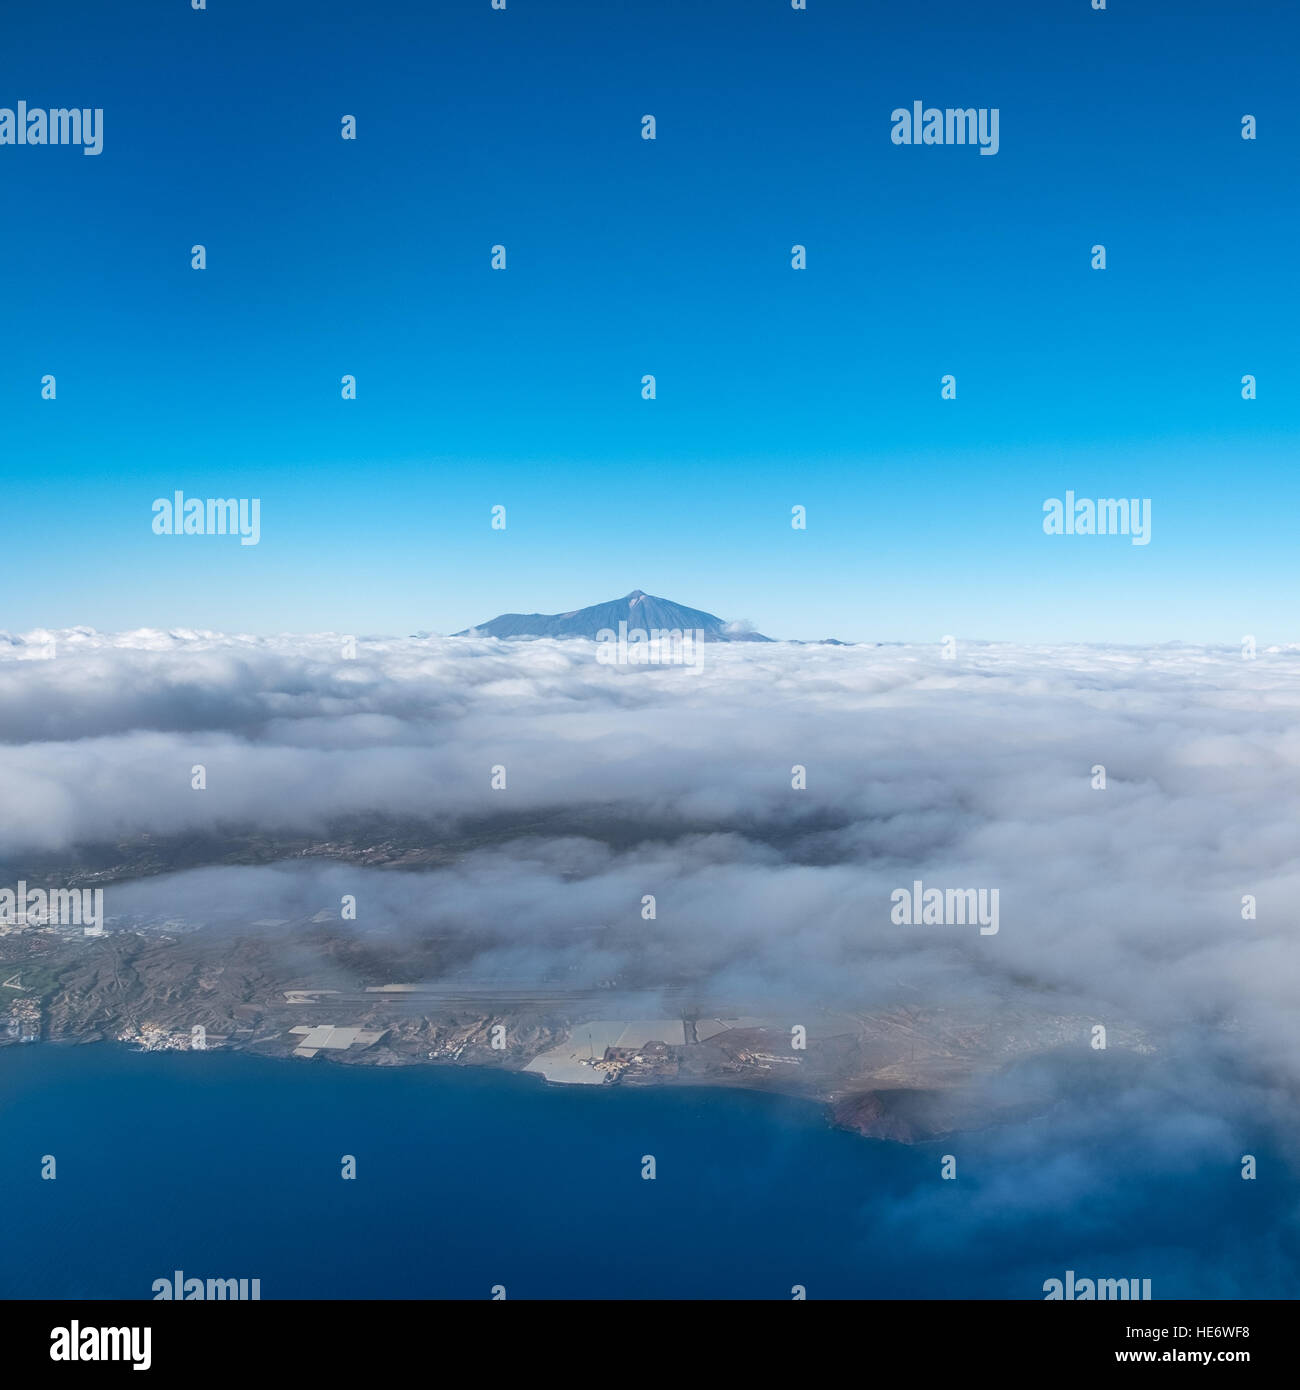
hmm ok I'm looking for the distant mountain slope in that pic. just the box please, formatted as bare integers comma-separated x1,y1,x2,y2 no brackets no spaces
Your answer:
452,590,773,642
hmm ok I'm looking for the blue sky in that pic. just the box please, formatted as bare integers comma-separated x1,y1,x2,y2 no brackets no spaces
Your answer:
1,0,1296,643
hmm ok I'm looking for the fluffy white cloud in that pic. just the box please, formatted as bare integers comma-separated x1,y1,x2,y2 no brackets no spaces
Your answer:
1,629,1297,1115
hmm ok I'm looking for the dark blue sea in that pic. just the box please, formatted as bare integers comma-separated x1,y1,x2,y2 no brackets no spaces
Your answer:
1,1044,1295,1299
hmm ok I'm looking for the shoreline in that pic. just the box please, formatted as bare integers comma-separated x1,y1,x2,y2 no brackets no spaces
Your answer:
0,1031,991,1144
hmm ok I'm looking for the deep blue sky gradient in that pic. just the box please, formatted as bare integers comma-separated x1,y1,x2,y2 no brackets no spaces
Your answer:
1,0,1296,641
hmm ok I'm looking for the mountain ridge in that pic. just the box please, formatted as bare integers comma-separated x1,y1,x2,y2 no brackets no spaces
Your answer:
451,590,775,642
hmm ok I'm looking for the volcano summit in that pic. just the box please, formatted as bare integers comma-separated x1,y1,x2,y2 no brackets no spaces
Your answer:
452,590,773,642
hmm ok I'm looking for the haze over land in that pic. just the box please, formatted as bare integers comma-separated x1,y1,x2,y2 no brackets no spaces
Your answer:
1,622,1297,1150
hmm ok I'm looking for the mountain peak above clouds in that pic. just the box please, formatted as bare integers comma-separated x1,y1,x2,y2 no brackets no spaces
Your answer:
451,590,774,642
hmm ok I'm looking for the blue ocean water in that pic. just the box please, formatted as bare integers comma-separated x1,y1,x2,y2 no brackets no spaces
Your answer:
0,1044,1294,1300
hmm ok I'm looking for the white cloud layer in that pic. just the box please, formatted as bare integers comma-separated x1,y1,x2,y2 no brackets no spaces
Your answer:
1,628,1297,1134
